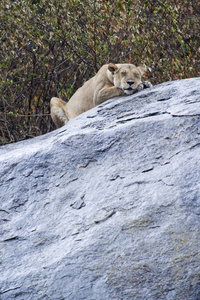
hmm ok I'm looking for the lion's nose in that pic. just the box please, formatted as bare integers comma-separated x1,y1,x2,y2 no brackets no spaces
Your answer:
127,80,135,86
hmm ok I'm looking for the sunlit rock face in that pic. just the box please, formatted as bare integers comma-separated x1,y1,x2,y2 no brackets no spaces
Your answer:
1,78,200,300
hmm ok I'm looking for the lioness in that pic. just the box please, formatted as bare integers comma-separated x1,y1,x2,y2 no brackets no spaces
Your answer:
50,63,152,128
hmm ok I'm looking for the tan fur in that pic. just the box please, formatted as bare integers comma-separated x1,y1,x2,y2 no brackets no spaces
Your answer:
50,63,151,128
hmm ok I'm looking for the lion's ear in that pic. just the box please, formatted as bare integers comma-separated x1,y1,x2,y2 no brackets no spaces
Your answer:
137,65,147,76
108,63,118,74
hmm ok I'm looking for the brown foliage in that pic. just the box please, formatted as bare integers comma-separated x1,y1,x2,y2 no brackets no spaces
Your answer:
0,0,199,145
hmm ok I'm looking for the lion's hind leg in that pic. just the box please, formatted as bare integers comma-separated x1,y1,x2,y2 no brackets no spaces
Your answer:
50,97,69,128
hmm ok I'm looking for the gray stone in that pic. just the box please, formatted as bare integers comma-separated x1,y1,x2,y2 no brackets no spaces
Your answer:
0,78,200,299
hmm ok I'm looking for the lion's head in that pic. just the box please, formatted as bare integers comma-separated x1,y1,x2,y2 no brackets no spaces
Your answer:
108,63,147,95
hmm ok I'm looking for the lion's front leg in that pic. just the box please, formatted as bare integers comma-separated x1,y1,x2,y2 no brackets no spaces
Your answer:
94,86,125,106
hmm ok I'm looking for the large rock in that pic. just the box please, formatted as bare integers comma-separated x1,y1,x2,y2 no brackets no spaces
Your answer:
0,78,200,299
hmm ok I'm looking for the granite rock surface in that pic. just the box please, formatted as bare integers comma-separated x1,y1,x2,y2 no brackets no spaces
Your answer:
0,78,200,299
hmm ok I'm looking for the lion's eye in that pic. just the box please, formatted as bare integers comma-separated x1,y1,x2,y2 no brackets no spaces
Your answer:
121,71,127,76
134,73,140,78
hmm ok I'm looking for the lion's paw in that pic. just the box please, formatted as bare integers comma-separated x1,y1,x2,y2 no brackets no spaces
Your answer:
136,83,145,91
136,81,152,92
143,81,152,88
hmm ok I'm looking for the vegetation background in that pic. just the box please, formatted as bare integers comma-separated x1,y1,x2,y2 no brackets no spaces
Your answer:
0,0,199,145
